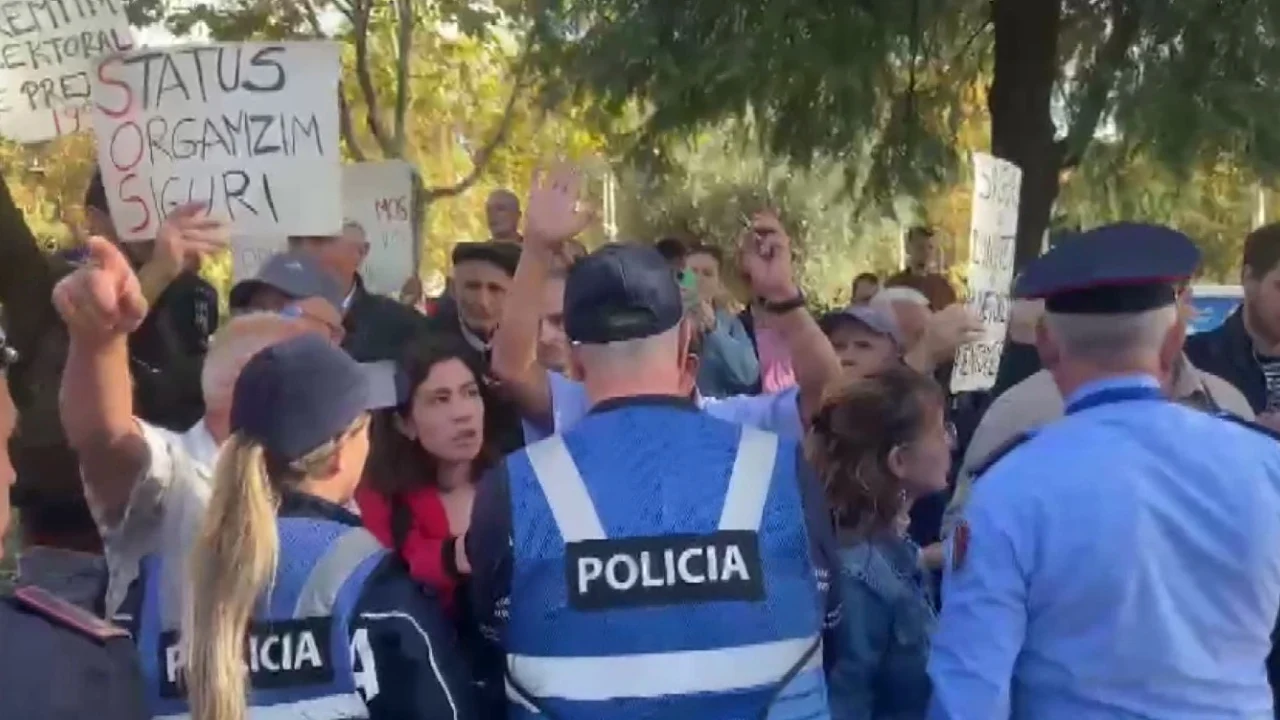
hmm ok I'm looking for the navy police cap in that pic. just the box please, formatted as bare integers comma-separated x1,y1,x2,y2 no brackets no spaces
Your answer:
564,243,684,344
1013,223,1200,314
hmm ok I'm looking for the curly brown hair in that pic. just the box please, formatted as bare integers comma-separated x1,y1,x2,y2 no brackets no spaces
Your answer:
806,365,944,536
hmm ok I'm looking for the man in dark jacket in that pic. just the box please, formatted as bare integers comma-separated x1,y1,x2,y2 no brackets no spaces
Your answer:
1185,223,1280,418
290,221,427,363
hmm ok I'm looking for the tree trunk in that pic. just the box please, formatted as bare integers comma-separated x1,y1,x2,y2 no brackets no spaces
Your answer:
989,0,1062,271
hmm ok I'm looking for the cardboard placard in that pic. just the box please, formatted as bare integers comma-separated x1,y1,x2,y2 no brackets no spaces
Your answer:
90,41,342,241
343,160,416,296
951,152,1023,394
0,0,133,143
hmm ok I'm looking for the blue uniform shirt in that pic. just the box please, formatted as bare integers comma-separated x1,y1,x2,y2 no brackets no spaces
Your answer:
928,375,1280,720
469,395,845,716
116,492,477,720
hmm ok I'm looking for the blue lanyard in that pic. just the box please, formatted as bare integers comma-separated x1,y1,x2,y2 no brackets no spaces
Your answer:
1065,385,1165,415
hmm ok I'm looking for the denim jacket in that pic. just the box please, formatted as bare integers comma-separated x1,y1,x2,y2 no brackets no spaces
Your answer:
829,535,936,720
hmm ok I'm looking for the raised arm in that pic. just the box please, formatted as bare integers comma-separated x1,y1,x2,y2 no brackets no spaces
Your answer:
490,165,593,429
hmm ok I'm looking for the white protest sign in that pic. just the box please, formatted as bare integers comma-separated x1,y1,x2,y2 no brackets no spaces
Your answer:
0,0,133,143
231,235,285,282
90,41,342,241
342,160,416,296
951,152,1022,394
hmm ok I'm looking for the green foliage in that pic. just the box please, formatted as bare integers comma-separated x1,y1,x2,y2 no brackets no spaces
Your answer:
534,0,1280,238
616,126,904,304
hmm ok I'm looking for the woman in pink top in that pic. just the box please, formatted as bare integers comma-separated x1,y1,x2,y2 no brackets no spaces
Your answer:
740,301,797,393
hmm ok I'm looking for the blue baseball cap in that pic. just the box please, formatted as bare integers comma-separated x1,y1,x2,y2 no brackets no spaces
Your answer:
229,335,398,462
564,243,684,344
230,252,345,314
1014,223,1200,314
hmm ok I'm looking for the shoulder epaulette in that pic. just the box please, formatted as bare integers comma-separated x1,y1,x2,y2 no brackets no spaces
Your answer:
12,586,128,643
1214,412,1280,443
971,431,1036,481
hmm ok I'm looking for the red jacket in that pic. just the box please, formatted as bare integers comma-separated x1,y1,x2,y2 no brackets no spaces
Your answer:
356,485,460,614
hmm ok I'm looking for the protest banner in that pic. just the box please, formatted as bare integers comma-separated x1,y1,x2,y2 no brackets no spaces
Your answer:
90,42,342,241
342,160,416,296
951,152,1022,394
231,235,285,282
0,0,133,143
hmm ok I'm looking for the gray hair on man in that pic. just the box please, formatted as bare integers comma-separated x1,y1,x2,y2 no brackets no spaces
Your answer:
573,324,683,371
1042,305,1179,365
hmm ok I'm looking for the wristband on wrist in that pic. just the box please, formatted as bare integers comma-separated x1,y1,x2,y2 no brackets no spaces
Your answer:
762,292,805,314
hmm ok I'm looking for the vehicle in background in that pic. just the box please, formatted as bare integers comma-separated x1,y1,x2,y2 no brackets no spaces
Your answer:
1189,284,1243,334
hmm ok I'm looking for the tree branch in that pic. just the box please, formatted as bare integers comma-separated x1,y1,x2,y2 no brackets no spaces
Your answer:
391,0,414,156
422,44,535,201
1060,0,1140,169
291,0,366,160
338,84,367,161
351,0,395,157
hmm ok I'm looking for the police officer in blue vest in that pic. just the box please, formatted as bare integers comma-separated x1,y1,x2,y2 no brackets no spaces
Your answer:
123,334,476,719
929,224,1280,719
0,328,148,720
468,242,844,719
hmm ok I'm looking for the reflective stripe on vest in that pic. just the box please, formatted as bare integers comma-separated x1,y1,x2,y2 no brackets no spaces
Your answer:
507,636,822,702
525,425,780,541
152,694,368,720
512,425,827,715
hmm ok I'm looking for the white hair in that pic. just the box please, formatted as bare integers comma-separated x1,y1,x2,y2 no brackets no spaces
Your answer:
875,286,930,307
1042,305,1178,363
573,325,681,369
201,313,309,411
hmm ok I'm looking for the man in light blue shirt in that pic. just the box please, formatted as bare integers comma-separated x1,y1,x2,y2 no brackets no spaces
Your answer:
930,224,1280,720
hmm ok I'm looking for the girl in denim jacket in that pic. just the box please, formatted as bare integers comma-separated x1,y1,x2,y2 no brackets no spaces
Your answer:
807,366,953,719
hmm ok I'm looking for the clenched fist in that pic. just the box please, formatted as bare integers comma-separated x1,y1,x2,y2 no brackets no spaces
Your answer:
53,236,149,342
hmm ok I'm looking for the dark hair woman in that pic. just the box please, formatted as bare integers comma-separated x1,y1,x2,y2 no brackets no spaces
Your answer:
806,365,953,718
356,337,500,615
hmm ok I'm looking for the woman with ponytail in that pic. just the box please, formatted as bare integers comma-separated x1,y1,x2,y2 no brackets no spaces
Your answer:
807,366,953,719
132,333,475,720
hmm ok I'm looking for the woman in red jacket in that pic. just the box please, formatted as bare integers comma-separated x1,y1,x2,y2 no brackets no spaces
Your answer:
357,338,498,616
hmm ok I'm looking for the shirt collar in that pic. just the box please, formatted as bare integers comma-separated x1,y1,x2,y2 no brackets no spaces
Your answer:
183,419,220,469
590,394,698,416
279,490,362,526
1062,373,1161,409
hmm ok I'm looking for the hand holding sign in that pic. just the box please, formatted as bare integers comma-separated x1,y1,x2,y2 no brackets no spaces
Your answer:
52,236,148,341
152,202,231,278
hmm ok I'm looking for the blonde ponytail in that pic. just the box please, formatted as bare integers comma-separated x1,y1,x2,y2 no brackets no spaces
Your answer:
183,435,281,720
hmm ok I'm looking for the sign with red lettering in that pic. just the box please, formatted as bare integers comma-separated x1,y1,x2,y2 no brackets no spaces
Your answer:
0,0,132,143
341,160,416,296
89,42,342,241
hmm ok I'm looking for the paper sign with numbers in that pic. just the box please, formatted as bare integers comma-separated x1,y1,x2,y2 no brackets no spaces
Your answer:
0,0,134,143
951,152,1023,393
342,160,416,296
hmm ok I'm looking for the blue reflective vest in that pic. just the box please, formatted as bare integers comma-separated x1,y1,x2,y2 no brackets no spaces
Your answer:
136,518,388,720
504,404,831,719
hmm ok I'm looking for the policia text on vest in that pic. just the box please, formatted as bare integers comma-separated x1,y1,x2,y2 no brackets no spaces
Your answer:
156,618,377,698
568,531,765,611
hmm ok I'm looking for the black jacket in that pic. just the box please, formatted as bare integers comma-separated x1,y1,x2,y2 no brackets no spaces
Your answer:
1184,308,1264,413
128,271,219,432
343,275,429,364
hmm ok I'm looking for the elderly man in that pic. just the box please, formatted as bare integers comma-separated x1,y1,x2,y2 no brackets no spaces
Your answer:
930,224,1280,719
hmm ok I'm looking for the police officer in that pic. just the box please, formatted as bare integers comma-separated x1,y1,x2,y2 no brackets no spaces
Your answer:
928,224,1280,719
124,334,476,719
0,329,149,720
468,240,843,719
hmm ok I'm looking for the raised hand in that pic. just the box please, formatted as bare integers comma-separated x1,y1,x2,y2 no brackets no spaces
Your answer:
52,236,149,341
924,303,985,362
524,163,595,250
151,201,230,278
739,211,798,303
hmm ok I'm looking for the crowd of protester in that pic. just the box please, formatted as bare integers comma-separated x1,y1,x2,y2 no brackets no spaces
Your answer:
4,160,1280,720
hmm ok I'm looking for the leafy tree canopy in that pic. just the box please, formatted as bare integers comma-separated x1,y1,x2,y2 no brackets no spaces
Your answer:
533,0,1280,265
